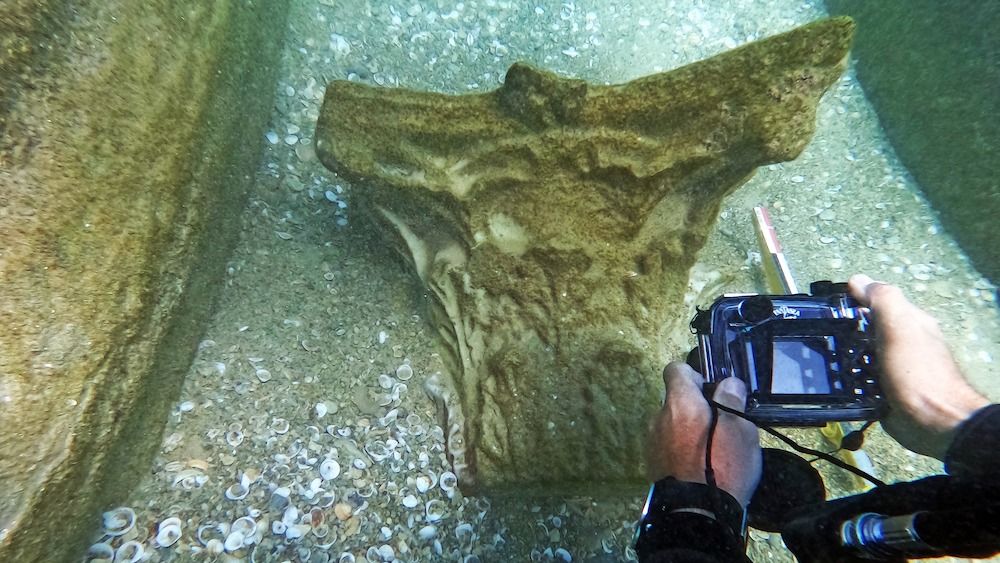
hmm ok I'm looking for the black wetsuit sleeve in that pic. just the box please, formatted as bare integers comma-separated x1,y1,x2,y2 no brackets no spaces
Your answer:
945,404,1000,478
641,512,749,563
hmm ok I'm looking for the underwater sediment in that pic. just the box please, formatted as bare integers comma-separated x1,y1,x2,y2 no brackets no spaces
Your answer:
315,17,855,494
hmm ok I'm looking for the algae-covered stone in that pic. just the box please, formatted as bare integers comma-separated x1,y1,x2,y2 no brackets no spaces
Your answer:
315,17,854,495
0,1,289,561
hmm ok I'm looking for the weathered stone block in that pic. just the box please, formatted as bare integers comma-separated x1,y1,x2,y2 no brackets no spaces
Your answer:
315,17,853,495
0,2,289,561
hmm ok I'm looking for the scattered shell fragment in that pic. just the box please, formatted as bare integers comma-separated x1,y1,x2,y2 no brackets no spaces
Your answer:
286,524,311,540
232,516,257,539
164,460,186,472
415,475,431,493
315,402,328,419
225,482,250,501
440,471,458,496
330,33,351,57
102,507,136,536
114,541,144,563
455,522,474,542
418,525,437,540
296,143,317,163
226,429,245,447
206,539,224,556
240,467,260,487
402,494,419,509
284,134,299,146
365,440,390,462
155,517,183,548
378,373,394,390
173,468,208,489
334,502,353,521
224,531,246,552
198,522,226,545
425,499,446,522
395,363,413,380
320,459,341,480
271,418,290,434
188,458,211,471
270,487,291,511
309,507,325,527
255,368,272,383
265,131,279,145
318,491,337,508
282,506,300,526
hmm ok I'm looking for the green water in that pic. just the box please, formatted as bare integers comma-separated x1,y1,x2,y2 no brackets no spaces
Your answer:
13,0,996,561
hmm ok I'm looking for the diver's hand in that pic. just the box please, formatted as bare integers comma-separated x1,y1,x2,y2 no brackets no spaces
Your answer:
849,274,990,460
647,362,762,506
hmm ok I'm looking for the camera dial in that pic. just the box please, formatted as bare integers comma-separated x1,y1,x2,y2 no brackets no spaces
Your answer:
738,295,774,323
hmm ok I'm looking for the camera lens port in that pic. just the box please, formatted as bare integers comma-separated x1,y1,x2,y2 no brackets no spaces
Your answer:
739,296,773,323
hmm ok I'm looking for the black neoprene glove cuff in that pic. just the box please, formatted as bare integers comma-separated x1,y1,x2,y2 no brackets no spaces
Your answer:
944,403,1000,478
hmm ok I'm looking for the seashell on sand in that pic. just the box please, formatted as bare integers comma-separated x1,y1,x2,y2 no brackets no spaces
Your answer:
224,530,245,553
114,541,144,563
102,507,136,536
320,458,341,480
334,502,353,521
395,363,413,380
225,482,250,501
425,499,446,522
155,517,183,548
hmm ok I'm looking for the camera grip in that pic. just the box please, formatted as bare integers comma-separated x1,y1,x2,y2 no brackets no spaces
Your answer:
686,346,719,399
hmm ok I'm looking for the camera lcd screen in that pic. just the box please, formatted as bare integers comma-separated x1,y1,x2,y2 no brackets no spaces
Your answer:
771,337,833,394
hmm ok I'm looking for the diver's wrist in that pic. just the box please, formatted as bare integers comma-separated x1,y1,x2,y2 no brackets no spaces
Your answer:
634,477,748,558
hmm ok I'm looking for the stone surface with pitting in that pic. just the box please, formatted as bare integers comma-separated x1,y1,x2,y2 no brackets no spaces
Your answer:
0,1,289,561
315,17,855,495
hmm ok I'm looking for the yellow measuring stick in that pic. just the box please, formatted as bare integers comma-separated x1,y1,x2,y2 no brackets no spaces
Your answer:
752,206,877,492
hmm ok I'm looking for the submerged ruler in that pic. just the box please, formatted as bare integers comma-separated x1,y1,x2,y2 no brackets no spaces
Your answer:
751,206,877,492
753,207,798,295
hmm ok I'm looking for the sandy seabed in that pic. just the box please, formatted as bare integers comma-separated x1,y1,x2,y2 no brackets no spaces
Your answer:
87,1,1000,561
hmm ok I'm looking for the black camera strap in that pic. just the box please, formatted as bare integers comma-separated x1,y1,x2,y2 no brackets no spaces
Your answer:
707,399,886,488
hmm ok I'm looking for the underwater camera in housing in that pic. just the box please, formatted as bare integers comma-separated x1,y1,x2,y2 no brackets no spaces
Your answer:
689,281,884,426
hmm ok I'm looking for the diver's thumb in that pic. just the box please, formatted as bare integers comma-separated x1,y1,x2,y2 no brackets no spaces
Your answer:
712,377,748,413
